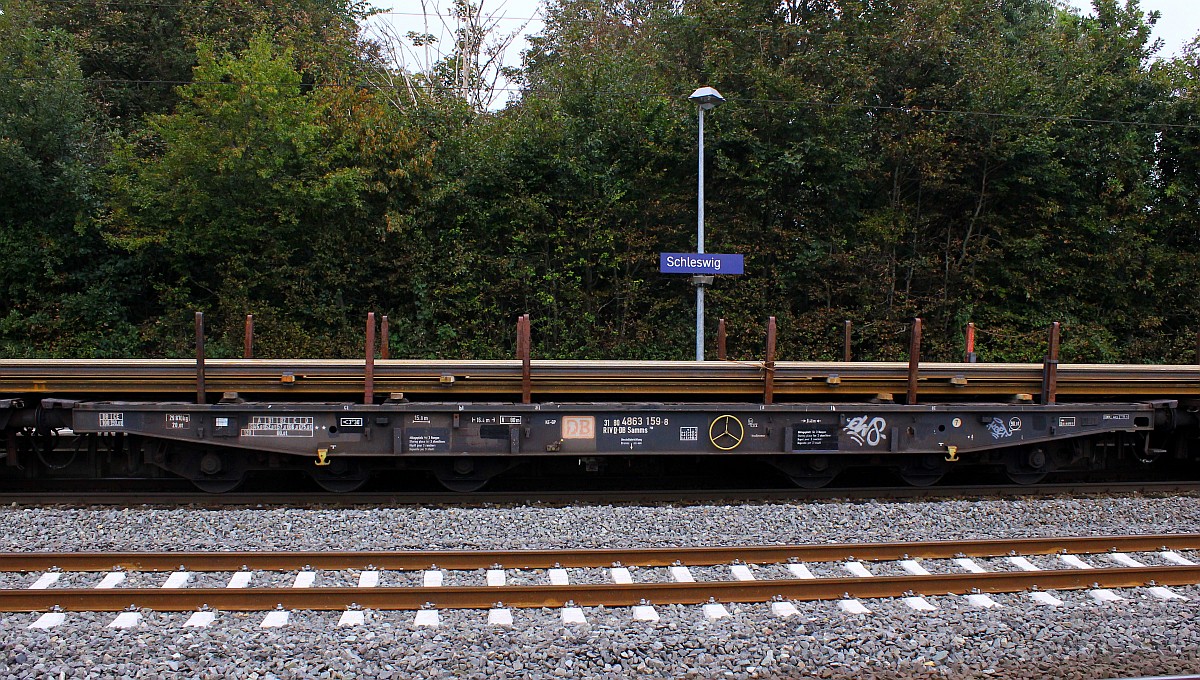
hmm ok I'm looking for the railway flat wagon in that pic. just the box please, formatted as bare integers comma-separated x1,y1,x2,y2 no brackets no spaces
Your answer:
1,317,1197,491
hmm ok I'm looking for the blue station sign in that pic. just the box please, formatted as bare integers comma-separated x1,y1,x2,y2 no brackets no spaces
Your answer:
659,253,744,275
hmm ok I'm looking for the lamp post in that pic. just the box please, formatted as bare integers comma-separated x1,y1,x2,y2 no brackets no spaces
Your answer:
689,86,724,361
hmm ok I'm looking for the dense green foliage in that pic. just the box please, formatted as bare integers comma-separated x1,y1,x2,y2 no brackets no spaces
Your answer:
1,0,1198,361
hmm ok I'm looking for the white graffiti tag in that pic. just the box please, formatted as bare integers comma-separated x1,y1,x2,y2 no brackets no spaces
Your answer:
843,416,888,447
986,417,1013,440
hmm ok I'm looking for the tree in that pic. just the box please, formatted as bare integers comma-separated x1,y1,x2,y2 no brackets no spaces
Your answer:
105,33,429,356
0,1,136,356
37,0,374,125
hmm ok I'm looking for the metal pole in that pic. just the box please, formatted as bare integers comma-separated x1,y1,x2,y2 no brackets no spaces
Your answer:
717,319,726,361
380,316,390,360
1043,322,1060,405
244,314,254,359
907,318,922,405
519,314,532,405
764,317,776,405
696,105,705,362
843,320,852,362
364,312,375,405
195,312,205,405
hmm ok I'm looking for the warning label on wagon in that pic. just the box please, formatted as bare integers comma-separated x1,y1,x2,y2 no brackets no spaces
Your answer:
404,428,451,452
792,426,838,451
240,415,314,437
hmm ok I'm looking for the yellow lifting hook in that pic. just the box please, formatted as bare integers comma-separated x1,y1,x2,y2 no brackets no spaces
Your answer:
944,445,959,463
315,448,331,466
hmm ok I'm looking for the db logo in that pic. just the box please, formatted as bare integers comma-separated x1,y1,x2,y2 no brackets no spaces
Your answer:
562,416,595,439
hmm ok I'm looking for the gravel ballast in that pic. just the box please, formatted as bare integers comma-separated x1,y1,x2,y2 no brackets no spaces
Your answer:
0,494,1198,679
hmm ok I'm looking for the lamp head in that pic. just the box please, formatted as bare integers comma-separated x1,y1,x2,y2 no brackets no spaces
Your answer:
689,86,725,110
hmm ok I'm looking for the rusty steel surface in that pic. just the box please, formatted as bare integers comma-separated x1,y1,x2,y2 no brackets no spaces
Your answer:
364,313,375,405
244,315,253,359
194,313,205,404
518,314,531,404
4,358,1200,398
843,321,853,362
3,534,1197,572
764,317,776,405
1044,322,1062,405
907,318,922,405
1,566,1198,612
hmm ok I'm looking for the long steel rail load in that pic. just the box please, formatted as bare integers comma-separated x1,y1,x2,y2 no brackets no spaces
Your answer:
3,359,1200,399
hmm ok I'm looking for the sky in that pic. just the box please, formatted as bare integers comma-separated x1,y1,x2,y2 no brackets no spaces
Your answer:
1117,0,1200,57
370,0,1200,59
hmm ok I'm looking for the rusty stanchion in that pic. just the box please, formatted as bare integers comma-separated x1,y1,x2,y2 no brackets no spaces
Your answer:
195,312,206,404
518,315,532,404
1043,322,1061,405
381,316,390,360
907,318,922,405
764,317,776,405
244,315,254,359
965,322,976,363
717,319,727,361
843,321,852,362
364,312,375,405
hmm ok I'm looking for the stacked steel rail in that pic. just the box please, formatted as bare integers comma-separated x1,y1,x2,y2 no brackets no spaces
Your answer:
3,359,1200,400
2,314,1197,402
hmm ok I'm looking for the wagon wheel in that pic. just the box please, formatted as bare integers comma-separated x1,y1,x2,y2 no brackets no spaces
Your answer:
310,459,371,493
434,473,492,492
1005,447,1051,485
772,456,844,489
896,454,950,487
432,458,513,492
191,476,245,493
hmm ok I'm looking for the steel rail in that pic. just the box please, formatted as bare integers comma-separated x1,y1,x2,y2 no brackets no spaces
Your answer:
0,358,1198,397
2,566,1198,612
3,534,1197,572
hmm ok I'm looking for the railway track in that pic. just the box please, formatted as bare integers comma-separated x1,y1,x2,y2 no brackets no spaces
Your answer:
5,358,1200,398
2,480,1199,507
6,534,1199,627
